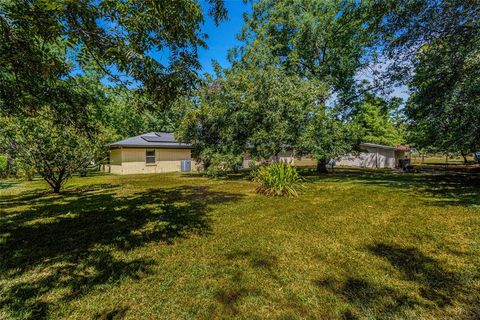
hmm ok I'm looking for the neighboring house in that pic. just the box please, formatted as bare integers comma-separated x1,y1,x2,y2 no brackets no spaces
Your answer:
336,142,409,169
241,151,295,169
106,132,194,174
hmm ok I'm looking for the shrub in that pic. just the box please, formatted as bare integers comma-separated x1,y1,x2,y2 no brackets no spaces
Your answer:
204,153,243,178
254,162,303,197
247,160,261,180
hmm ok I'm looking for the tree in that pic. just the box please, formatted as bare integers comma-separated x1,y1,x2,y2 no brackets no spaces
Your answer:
0,0,227,116
300,111,352,173
368,1,480,154
176,64,327,173
2,111,108,193
232,0,379,103
350,94,405,146
101,88,182,141
220,0,384,173
405,35,480,155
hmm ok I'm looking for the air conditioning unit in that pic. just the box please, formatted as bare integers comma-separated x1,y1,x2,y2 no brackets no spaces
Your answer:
180,160,191,172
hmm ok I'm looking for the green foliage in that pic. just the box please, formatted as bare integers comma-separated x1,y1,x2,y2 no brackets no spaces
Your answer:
176,65,326,169
247,161,261,180
300,110,353,173
370,0,480,153
0,154,7,178
102,89,181,141
406,36,480,153
0,0,227,115
204,153,243,178
254,162,303,197
233,0,378,102
351,94,405,146
2,111,108,193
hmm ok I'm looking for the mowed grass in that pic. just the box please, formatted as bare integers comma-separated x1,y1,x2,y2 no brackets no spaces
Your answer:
0,169,479,320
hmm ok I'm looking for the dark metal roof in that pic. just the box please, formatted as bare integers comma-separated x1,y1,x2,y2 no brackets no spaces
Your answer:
360,142,405,151
110,132,193,148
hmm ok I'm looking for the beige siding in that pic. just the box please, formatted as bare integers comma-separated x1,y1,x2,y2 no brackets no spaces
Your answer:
110,149,122,165
295,157,317,167
157,148,191,161
108,147,193,175
241,150,295,168
122,148,145,162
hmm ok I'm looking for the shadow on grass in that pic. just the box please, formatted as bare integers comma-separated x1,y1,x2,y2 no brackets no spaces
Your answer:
182,171,250,181
0,180,19,190
313,242,469,319
213,250,276,316
369,243,462,307
93,306,129,320
0,184,242,319
314,276,418,319
218,249,315,318
301,168,480,207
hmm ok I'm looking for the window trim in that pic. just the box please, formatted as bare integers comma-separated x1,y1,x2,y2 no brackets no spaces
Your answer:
146,149,156,164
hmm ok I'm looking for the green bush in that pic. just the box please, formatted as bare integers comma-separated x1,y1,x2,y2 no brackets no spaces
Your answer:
205,153,243,178
254,162,303,197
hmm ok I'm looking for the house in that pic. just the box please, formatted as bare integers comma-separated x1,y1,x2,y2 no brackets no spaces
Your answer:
335,142,409,169
106,132,194,174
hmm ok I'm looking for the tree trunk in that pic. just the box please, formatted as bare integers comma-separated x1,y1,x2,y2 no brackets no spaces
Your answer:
6,149,16,177
79,167,88,177
53,183,61,193
316,159,328,174
460,152,468,164
203,159,211,172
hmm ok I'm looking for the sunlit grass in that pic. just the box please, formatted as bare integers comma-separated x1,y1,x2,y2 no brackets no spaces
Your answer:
0,169,479,319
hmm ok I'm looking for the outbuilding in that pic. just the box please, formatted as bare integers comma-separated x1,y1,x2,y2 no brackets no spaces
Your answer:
336,142,409,169
106,132,194,174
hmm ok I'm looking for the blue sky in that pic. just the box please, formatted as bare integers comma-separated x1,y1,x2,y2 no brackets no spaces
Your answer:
198,1,251,75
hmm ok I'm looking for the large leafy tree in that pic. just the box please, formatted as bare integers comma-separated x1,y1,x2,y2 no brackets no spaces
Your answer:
101,88,182,141
177,64,326,171
0,0,227,187
1,107,109,193
299,111,352,173
371,0,480,153
0,0,227,115
232,0,379,103
221,0,377,173
405,30,480,155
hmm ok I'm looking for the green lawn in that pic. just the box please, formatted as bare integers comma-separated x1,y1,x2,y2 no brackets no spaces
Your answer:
1,169,479,319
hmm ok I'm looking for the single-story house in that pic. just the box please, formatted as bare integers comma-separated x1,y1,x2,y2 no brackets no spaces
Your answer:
335,142,409,169
106,132,194,174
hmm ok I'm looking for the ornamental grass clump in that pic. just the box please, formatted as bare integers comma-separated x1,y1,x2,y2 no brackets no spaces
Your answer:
254,162,303,197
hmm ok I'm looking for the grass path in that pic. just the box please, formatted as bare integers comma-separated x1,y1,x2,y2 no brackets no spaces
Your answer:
1,169,479,319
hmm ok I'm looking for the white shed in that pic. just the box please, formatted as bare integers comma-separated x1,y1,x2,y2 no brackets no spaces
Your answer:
336,143,407,169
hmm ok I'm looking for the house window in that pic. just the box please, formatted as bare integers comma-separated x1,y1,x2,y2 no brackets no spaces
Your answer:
146,150,156,164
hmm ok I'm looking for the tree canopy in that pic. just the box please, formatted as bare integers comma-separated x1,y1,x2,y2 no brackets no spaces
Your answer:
231,0,378,102
176,63,327,172
0,0,227,116
351,94,405,147
371,0,480,154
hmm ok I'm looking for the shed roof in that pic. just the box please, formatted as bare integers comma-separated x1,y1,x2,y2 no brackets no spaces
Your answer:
360,142,399,151
110,132,193,149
